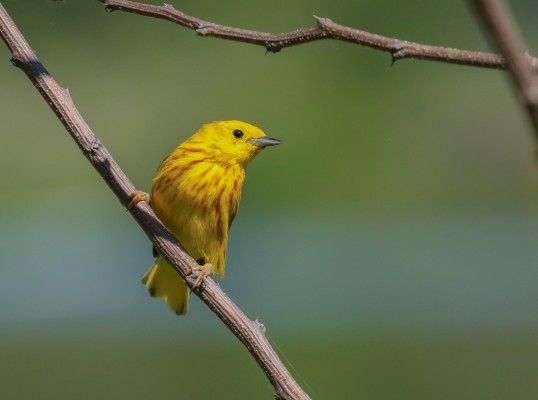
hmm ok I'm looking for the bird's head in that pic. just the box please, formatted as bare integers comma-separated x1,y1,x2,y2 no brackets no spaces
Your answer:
189,120,281,167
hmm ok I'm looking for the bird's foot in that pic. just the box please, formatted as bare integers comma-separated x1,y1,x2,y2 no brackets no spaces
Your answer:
190,263,213,288
128,190,150,210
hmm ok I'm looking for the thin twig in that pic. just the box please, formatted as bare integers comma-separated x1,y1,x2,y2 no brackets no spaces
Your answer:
0,3,310,400
473,0,538,141
97,0,538,70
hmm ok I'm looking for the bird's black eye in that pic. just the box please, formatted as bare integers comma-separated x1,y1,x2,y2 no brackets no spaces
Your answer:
233,129,244,139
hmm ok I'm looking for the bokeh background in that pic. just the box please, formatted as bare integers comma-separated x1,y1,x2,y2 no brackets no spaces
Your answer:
2,0,538,399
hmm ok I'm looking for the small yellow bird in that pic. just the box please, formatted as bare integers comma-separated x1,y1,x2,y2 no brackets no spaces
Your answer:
131,120,281,315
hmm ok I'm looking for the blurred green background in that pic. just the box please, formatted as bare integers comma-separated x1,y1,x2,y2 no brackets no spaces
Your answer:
2,0,538,399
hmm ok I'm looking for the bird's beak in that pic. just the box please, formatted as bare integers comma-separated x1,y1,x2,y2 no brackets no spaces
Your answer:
248,136,282,147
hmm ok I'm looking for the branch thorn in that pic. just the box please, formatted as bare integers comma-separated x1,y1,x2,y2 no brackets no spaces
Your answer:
254,318,266,334
313,15,331,27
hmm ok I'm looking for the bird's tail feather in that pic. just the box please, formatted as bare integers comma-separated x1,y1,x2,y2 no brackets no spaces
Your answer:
142,256,189,315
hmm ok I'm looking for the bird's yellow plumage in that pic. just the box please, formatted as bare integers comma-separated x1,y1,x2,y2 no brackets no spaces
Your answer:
140,120,280,315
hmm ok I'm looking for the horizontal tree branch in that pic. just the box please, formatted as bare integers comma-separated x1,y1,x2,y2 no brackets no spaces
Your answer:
99,0,538,70
0,3,310,400
473,0,538,142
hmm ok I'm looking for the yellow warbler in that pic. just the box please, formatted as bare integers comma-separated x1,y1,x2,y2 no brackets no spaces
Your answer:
132,120,281,315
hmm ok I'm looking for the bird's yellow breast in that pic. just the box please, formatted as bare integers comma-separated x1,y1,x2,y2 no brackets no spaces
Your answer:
151,154,245,277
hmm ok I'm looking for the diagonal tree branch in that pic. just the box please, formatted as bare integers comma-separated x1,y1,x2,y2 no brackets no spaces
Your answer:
473,0,538,142
98,0,538,70
0,3,310,400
